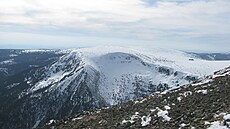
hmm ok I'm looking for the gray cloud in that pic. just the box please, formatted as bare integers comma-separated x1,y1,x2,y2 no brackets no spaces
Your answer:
0,0,229,52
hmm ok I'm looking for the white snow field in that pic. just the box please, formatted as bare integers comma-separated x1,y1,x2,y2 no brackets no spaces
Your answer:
25,46,230,105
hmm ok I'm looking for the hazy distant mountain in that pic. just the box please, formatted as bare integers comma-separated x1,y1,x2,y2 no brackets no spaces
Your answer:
189,52,230,61
0,47,229,129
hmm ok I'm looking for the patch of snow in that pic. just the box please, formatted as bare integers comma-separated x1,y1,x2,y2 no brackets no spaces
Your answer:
134,98,148,104
205,121,211,125
213,66,230,78
160,90,168,95
208,121,228,129
177,97,182,102
223,114,230,120
26,81,31,84
121,112,140,124
47,119,56,125
129,115,138,124
213,74,226,79
102,107,110,109
183,91,192,97
215,113,227,118
160,86,181,95
164,105,171,110
9,54,18,57
156,107,171,122
208,113,230,129
6,83,20,89
121,119,128,124
141,115,151,127
0,68,8,74
192,79,212,86
180,123,187,127
196,89,208,94
29,65,39,68
99,119,107,124
0,59,15,65
21,49,55,53
134,100,139,104
32,117,44,129
139,98,147,103
135,112,139,115
72,116,84,121
150,109,156,112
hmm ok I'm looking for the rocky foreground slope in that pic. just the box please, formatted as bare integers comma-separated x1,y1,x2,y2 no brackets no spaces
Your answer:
39,67,230,129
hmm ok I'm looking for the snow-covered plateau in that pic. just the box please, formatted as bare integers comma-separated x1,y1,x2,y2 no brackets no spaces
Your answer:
24,46,230,105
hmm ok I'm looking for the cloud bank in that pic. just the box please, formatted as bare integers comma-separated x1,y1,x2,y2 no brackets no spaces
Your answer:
0,0,230,52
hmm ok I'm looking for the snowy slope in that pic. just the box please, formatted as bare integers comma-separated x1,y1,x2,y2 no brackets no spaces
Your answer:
24,46,230,105
40,66,230,129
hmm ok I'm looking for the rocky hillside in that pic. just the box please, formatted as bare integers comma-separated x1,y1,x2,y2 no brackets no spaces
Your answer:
39,67,230,129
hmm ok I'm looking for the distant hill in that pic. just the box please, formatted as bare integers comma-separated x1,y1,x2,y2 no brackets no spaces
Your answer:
189,52,230,61
0,49,64,78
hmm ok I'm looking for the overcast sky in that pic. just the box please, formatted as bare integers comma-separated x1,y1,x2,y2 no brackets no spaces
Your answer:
0,0,230,52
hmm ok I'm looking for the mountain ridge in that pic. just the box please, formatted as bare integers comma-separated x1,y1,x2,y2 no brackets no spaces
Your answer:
0,47,229,129
38,67,230,129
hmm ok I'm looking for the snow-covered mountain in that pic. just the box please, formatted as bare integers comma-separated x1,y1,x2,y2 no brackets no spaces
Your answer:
22,46,229,105
40,67,230,129
0,46,229,129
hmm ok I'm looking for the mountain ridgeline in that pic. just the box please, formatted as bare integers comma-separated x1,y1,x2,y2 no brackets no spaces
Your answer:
0,47,229,129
